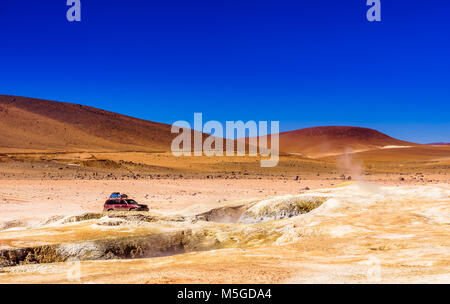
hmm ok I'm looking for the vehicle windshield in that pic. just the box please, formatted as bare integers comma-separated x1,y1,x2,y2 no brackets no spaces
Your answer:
126,199,137,205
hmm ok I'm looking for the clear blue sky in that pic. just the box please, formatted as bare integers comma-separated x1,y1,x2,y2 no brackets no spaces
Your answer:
0,0,449,143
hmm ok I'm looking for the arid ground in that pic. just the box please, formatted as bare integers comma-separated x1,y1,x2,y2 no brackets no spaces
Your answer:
0,151,449,284
0,96,449,283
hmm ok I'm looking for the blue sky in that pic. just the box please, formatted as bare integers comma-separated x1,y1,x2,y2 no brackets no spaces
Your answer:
0,0,449,143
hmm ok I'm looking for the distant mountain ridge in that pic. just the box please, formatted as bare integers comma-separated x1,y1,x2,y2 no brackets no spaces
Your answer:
428,142,450,146
261,126,417,158
0,95,418,157
0,95,175,152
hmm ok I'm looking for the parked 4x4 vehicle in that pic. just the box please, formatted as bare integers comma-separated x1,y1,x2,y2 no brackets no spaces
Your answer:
104,198,149,212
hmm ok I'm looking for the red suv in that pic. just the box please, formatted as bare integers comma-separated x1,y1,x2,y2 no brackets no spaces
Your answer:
104,198,149,212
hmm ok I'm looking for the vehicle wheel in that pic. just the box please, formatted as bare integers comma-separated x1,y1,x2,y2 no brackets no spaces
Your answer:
129,208,136,211
107,209,113,212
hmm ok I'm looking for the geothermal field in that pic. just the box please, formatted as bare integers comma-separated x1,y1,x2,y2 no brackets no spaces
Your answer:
0,96,449,283
0,180,449,283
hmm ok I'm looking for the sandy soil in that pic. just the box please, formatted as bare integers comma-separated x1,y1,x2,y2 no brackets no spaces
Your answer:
0,148,449,284
0,182,448,284
1,96,449,284
2,172,448,226
0,179,337,227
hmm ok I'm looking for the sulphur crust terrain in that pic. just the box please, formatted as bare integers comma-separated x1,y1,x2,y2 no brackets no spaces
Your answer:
0,183,449,283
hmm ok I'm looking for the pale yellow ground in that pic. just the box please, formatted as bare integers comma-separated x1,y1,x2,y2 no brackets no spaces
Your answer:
0,182,448,284
0,179,337,226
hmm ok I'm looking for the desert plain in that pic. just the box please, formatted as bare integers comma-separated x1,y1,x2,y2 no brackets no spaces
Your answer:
0,95,449,283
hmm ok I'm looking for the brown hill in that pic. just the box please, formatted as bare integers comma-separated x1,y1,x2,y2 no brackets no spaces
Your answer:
0,95,175,152
274,126,416,158
322,144,450,163
0,96,419,159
